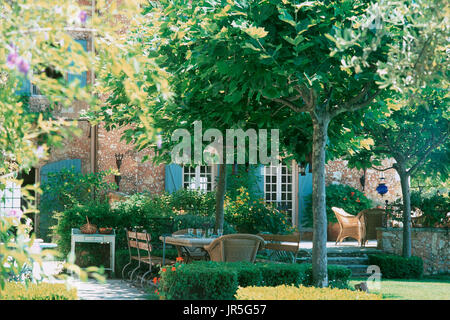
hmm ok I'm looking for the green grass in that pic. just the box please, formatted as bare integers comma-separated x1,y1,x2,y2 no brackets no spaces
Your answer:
350,275,450,300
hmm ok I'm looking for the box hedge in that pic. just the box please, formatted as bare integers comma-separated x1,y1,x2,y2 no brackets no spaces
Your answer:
368,254,423,279
158,261,352,300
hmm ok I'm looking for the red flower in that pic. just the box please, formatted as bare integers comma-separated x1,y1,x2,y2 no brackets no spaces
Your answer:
171,267,176,271
152,277,158,284
343,198,347,201
176,257,184,262
351,192,355,196
161,268,167,272
356,198,360,203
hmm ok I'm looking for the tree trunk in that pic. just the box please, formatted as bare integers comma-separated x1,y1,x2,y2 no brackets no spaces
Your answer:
215,163,227,231
399,169,412,257
311,117,330,287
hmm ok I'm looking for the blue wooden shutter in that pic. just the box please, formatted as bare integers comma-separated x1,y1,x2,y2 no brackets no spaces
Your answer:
298,164,313,226
67,39,87,88
165,164,182,193
39,159,82,241
249,164,264,198
15,76,31,96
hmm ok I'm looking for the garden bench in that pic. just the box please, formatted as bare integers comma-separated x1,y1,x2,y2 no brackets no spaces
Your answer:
122,228,174,287
257,232,301,264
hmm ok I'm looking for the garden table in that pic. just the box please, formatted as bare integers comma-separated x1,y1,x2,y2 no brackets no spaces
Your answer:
70,228,116,274
159,235,216,264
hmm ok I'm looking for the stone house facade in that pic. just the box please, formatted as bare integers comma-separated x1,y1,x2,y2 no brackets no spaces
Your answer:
12,1,402,237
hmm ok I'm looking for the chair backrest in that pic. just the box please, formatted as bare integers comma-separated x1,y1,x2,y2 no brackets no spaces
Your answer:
205,234,265,263
258,232,301,253
359,208,385,239
332,207,361,226
125,228,152,257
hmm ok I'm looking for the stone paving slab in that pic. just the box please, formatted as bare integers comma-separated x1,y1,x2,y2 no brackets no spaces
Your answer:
67,279,149,300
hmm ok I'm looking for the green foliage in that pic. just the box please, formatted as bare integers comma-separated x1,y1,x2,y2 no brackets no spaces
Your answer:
368,254,424,279
40,168,117,212
169,189,216,216
301,265,353,289
158,261,352,300
410,192,450,227
159,261,239,300
173,214,235,235
0,282,77,300
225,187,293,234
258,263,310,287
304,184,373,226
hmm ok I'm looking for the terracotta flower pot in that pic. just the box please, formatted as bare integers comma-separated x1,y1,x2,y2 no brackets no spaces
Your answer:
327,222,341,241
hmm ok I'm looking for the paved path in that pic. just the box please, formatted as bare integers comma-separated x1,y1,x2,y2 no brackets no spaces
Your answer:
67,279,149,300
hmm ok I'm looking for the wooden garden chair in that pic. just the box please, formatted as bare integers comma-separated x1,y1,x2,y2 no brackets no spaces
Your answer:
122,228,174,287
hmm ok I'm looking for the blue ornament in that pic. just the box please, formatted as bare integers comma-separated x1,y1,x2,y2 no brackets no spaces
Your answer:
376,183,388,196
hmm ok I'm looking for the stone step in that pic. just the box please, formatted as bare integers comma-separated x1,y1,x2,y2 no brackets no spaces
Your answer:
346,264,372,277
297,248,382,258
296,256,369,265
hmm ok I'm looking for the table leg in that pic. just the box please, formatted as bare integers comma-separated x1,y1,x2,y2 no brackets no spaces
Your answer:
70,238,75,276
110,241,115,274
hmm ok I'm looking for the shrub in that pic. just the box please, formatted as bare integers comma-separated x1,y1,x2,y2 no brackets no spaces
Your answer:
258,263,310,287
157,261,352,300
235,285,382,300
0,282,77,300
304,184,373,226
368,254,423,279
169,189,216,216
410,191,449,227
225,187,293,234
158,261,239,300
301,264,353,289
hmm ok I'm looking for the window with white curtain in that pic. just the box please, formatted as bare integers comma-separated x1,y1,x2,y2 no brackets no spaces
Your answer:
182,165,214,192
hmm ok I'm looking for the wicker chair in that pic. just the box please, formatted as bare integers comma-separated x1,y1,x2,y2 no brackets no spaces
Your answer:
204,234,265,263
359,208,385,242
331,207,366,247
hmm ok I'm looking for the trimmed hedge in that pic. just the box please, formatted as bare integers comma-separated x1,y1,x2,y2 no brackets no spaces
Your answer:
368,254,423,279
0,283,77,300
236,284,382,300
158,261,352,300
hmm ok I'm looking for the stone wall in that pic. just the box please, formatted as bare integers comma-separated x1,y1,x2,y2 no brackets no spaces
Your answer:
377,227,450,275
326,158,402,206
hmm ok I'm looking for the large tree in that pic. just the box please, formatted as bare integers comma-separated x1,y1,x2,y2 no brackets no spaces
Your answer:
106,0,392,287
347,91,449,257
0,0,160,287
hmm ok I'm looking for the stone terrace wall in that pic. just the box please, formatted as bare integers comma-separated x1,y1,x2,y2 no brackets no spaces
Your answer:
377,227,450,275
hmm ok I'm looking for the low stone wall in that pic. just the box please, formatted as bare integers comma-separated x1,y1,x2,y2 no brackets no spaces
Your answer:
377,227,449,275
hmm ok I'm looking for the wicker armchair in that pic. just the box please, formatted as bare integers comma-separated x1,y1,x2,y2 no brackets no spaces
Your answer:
359,208,385,242
331,207,366,246
204,234,265,263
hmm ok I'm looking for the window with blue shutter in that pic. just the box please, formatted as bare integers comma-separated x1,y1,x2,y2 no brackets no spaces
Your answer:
39,159,82,240
165,164,183,193
15,76,31,96
298,164,313,225
67,39,87,88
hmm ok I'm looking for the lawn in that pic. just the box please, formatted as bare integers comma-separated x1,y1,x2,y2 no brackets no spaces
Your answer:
350,275,450,300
